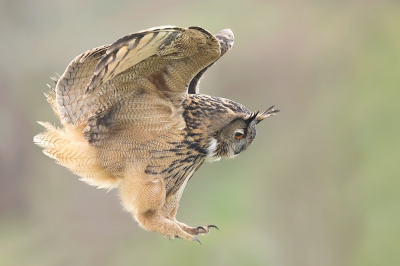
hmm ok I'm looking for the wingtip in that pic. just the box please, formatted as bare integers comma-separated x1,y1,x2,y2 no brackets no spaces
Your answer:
218,28,234,37
215,29,234,55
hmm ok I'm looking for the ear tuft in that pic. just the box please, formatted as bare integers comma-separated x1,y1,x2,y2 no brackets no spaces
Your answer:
256,106,279,124
244,111,259,125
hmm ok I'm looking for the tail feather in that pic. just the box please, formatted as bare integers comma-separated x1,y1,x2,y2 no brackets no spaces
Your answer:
34,122,94,167
34,121,118,189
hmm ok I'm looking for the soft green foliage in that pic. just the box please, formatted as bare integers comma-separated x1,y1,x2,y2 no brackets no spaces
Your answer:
1,1,399,265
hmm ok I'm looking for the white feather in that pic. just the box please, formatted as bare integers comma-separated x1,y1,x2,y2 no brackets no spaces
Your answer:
205,138,221,162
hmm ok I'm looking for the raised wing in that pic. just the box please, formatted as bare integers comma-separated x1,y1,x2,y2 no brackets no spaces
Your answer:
55,45,109,123
188,29,234,94
87,26,185,92
55,26,232,127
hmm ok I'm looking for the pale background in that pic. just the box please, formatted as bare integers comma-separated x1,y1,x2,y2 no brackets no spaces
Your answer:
1,0,399,265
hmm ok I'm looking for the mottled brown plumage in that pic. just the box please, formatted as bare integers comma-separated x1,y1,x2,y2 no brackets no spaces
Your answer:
34,25,278,242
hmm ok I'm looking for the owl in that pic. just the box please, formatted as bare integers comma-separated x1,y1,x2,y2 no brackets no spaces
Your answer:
34,26,278,243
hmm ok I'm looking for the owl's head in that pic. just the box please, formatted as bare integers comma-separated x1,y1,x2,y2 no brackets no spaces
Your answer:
209,106,278,160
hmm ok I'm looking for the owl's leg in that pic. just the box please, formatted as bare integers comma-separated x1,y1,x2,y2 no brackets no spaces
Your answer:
167,204,218,235
118,163,199,242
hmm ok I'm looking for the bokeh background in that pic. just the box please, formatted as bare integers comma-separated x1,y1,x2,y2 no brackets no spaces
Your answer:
1,0,399,265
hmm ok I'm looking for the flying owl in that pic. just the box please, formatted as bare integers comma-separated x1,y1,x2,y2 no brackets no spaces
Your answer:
34,25,278,243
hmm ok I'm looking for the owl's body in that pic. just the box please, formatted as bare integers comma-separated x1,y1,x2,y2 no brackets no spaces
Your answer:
34,26,278,242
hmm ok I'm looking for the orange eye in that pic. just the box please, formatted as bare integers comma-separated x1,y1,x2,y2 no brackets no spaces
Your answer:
234,132,244,140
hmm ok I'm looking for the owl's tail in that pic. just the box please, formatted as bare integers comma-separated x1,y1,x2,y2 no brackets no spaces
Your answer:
34,122,95,170
33,122,118,189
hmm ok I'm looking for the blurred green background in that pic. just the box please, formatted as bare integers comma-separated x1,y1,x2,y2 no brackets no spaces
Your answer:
1,0,399,265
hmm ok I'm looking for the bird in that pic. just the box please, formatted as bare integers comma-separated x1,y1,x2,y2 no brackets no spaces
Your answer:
33,25,278,243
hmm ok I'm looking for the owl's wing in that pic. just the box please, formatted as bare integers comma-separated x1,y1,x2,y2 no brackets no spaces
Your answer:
188,29,234,94
53,45,109,121
55,26,234,127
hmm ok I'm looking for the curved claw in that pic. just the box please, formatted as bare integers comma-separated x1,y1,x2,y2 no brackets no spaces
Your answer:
197,226,207,233
208,224,219,231
193,236,201,245
196,225,219,234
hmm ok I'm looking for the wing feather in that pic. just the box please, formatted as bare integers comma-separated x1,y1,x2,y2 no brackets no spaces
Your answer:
54,26,232,132
88,27,182,92
188,29,234,94
55,45,109,125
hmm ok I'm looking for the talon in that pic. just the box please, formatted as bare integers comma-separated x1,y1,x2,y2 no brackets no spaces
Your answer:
193,236,201,245
197,226,207,233
208,225,219,231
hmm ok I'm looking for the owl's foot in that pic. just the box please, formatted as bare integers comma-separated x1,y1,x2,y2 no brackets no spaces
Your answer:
176,221,219,235
197,225,219,234
135,211,200,242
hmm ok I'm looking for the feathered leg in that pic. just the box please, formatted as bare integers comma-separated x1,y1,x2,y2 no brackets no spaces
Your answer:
118,162,200,242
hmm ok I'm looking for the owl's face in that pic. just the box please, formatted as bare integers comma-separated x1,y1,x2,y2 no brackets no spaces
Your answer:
212,112,260,159
183,94,277,162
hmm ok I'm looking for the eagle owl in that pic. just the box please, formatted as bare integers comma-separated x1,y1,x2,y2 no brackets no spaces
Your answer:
34,26,278,243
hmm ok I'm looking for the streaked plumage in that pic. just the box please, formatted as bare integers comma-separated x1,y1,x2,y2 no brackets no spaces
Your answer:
34,25,278,242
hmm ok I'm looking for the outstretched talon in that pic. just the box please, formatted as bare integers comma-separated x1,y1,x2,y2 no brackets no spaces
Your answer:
193,236,201,245
174,220,219,236
197,225,219,234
